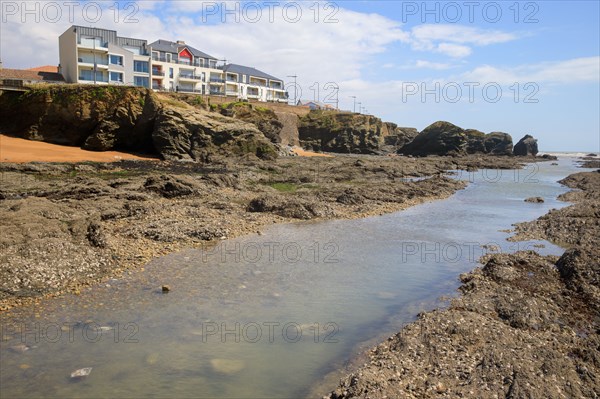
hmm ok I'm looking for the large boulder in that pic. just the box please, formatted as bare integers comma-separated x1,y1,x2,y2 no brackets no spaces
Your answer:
513,134,539,156
484,132,513,155
398,121,467,156
399,122,514,156
152,106,277,162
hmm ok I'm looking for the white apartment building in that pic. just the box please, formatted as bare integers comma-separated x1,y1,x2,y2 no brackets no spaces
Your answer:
58,26,288,103
147,39,221,94
221,64,287,103
59,26,151,87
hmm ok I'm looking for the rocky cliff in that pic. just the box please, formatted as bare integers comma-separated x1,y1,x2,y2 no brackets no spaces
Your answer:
399,121,514,156
0,85,277,161
298,111,415,154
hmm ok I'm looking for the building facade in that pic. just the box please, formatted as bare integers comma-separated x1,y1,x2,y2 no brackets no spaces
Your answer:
58,26,288,103
59,26,151,87
221,64,287,102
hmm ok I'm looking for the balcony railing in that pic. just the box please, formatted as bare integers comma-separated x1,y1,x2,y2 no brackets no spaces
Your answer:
249,81,268,87
225,90,239,96
210,77,224,83
209,89,224,95
179,87,203,93
78,58,108,66
152,84,165,91
152,55,167,62
179,73,203,80
79,76,109,83
152,70,165,76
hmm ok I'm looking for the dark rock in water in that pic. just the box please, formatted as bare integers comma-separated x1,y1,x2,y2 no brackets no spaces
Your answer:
399,121,467,156
525,197,544,203
484,132,513,155
551,162,559,165
542,154,558,160
162,285,170,293
586,153,597,157
514,135,539,156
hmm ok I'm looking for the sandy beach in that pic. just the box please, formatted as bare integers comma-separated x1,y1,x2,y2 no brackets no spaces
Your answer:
0,134,156,163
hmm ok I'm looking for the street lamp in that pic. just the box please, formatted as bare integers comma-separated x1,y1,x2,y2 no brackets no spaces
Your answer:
357,102,362,114
350,95,356,113
287,75,298,105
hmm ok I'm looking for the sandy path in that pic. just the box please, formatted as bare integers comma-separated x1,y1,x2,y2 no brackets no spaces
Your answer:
0,135,156,163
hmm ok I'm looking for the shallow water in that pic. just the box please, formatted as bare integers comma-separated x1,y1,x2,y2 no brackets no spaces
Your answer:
0,157,585,398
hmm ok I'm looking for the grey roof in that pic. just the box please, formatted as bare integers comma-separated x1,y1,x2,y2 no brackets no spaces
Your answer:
222,64,282,81
148,39,216,60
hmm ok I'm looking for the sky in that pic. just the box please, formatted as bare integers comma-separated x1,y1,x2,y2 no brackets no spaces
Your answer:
1,0,599,151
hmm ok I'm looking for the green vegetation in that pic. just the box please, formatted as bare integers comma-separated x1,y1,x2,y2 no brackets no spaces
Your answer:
266,182,297,192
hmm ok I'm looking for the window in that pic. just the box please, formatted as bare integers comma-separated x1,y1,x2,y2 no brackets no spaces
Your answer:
79,70,106,82
169,68,174,79
134,76,149,88
134,61,149,73
166,53,172,62
109,55,123,65
110,72,123,82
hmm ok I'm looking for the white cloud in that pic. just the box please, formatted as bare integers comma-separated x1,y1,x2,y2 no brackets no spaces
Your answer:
461,57,600,85
414,60,454,70
408,24,517,59
436,43,472,58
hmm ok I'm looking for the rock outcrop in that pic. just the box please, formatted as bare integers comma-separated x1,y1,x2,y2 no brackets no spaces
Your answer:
0,85,277,161
216,102,284,144
298,111,411,154
513,134,539,156
399,121,514,156
484,132,513,155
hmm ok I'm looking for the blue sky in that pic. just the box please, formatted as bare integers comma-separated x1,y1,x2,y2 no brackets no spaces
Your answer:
1,1,599,151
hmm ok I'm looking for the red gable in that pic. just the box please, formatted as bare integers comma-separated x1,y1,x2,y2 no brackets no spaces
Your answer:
179,48,192,59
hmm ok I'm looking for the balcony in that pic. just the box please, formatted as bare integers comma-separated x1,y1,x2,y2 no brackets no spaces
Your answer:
179,87,203,94
225,90,239,96
78,58,109,69
79,76,108,83
152,84,166,91
209,77,224,83
179,73,203,81
77,42,108,52
249,81,268,88
152,70,165,76
152,55,168,62
209,89,224,95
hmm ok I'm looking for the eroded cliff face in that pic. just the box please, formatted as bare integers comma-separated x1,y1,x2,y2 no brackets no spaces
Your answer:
298,111,416,154
0,85,277,161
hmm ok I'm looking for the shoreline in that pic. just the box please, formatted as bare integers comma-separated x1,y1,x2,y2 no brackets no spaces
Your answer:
324,160,600,398
0,154,533,312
